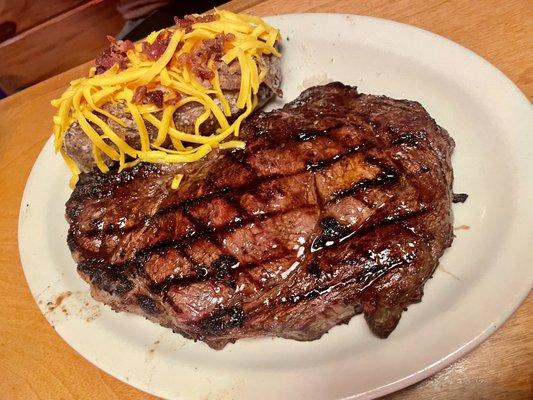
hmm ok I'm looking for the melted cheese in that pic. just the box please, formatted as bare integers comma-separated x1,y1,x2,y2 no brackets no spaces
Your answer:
51,9,281,187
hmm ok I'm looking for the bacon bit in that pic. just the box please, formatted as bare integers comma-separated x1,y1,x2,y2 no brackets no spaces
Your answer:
174,13,218,32
176,52,213,80
95,36,135,74
132,85,164,108
106,35,135,52
141,30,171,61
132,85,147,103
175,53,192,73
453,225,471,231
195,63,215,81
165,92,183,105
121,40,135,52
225,32,235,42
146,91,164,108
177,33,234,81
199,33,234,59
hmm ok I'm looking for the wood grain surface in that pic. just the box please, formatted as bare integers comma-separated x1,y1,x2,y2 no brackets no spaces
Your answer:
0,0,86,38
0,0,123,94
0,0,531,399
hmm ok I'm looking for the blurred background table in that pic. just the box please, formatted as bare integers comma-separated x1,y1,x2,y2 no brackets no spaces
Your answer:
0,0,229,95
0,0,531,399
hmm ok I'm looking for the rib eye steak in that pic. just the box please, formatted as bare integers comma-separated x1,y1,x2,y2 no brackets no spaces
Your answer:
66,82,455,349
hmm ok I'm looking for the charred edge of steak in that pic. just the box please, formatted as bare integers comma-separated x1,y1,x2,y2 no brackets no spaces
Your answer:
136,295,161,315
200,306,246,336
452,193,468,203
78,260,133,296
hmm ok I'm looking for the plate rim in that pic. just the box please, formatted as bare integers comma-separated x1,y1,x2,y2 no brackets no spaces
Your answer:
18,12,533,400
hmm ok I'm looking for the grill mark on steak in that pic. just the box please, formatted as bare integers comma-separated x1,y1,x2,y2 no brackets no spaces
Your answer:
310,217,352,252
293,128,332,142
116,159,396,266
200,306,246,335
76,147,388,240
138,204,317,255
181,202,228,258
146,205,318,293
71,125,371,237
151,251,288,295
280,207,428,306
305,142,373,171
67,82,456,348
79,142,366,237
327,163,398,204
288,258,406,304
89,202,429,323
77,260,134,296
137,294,160,315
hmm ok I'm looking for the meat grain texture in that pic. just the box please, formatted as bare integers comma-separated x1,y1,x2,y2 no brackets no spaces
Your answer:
66,83,455,349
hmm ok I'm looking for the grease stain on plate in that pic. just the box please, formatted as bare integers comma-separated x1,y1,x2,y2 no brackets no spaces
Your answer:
438,265,461,281
298,73,334,91
36,284,52,305
211,378,246,400
45,291,101,324
145,332,166,362
145,331,188,363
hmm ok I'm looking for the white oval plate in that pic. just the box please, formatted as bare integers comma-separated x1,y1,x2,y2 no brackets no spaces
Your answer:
19,14,532,400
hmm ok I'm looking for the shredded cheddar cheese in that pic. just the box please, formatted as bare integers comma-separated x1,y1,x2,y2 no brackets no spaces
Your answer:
171,173,184,190
51,9,280,187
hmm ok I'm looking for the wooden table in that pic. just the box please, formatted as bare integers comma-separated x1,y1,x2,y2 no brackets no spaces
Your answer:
0,0,531,398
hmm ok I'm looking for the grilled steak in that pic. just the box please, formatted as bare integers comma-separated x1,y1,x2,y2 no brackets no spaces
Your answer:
66,82,455,349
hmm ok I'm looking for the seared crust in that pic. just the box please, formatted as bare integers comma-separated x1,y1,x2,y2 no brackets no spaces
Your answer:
66,83,455,349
